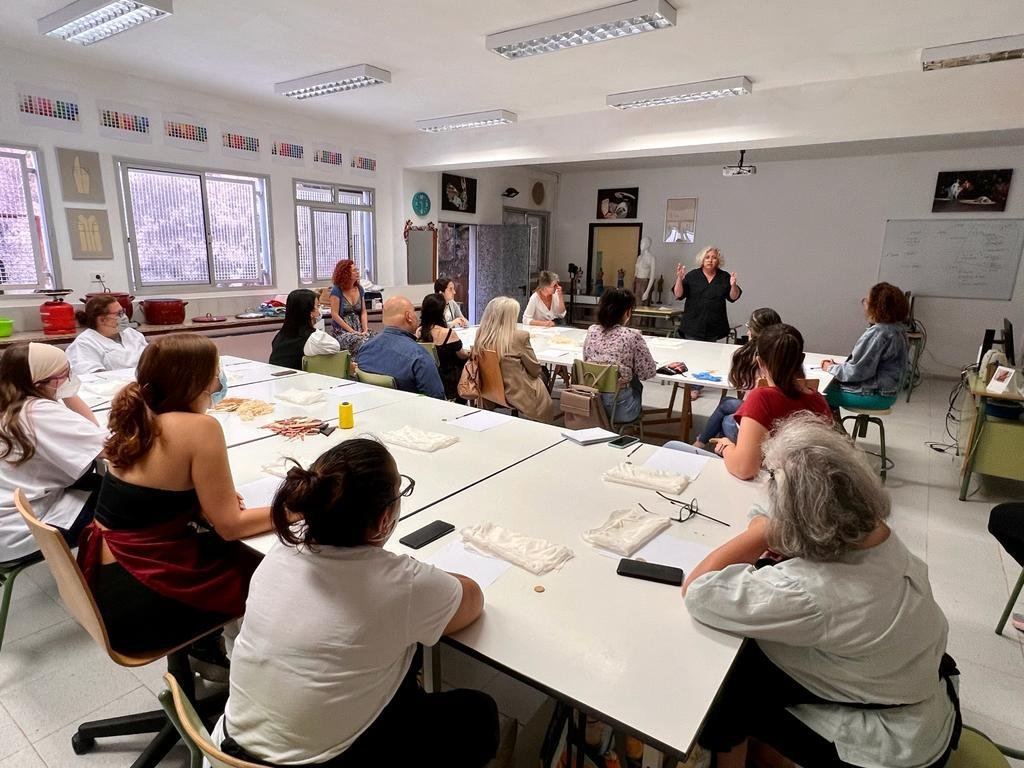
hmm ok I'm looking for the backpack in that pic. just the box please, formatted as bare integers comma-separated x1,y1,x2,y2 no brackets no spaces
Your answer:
457,354,481,401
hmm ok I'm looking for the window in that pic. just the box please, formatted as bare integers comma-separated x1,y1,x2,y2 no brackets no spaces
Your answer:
117,161,272,290
0,146,56,292
294,181,375,284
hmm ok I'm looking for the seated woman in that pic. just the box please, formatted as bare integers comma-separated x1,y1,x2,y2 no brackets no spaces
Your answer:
269,289,341,370
76,334,272,654
713,324,832,480
522,271,566,327
582,288,656,425
419,293,469,400
66,295,148,374
434,277,468,328
694,307,782,450
685,415,959,768
213,438,499,767
476,296,554,423
328,258,371,353
821,282,909,412
0,344,105,561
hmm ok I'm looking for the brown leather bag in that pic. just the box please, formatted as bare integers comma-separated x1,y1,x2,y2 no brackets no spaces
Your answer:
560,384,612,430
457,354,481,401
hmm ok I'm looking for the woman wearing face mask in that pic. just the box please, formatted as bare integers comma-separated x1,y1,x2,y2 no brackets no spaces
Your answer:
212,438,499,767
0,343,105,561
76,333,271,655
66,295,148,374
269,289,341,370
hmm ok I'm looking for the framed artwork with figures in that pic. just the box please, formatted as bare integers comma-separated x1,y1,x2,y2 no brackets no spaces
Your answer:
56,147,105,204
441,173,477,214
65,208,114,260
596,187,638,219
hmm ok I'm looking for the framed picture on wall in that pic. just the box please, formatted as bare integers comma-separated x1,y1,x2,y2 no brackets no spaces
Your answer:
932,169,1012,212
664,197,697,242
441,172,478,214
65,208,114,260
596,187,638,219
56,148,105,204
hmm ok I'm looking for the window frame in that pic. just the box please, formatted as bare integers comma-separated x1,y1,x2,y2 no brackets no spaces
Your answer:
0,142,61,296
293,178,376,287
115,157,275,294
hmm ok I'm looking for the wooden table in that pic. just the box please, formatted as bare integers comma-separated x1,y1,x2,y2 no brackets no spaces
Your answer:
959,372,1024,500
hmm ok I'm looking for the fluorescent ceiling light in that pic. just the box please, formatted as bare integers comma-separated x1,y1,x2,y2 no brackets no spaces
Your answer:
486,0,676,60
607,76,752,109
922,34,1024,70
274,65,391,100
38,0,172,45
416,110,517,133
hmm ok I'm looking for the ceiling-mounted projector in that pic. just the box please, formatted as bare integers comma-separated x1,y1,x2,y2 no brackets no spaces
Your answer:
723,149,756,177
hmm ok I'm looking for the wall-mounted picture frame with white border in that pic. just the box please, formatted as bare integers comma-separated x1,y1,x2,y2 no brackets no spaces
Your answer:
664,197,697,243
56,148,105,204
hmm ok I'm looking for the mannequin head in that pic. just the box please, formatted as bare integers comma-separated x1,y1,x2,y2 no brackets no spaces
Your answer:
639,235,652,253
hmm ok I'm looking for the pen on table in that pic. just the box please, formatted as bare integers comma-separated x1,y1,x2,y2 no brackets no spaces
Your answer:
626,443,642,458
445,409,481,422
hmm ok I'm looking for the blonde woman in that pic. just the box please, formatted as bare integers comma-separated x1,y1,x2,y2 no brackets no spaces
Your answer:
672,246,741,342
475,297,554,422
522,271,566,327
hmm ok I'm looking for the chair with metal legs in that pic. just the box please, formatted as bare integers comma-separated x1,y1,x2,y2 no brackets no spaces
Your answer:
0,550,44,653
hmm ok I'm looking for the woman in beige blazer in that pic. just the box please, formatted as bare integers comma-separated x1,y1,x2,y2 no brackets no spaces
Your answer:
475,297,554,423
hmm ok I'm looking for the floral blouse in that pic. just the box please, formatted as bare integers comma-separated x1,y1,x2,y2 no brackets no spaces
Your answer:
583,324,657,387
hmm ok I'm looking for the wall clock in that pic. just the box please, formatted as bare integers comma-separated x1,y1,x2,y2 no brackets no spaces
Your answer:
531,181,545,205
412,192,431,216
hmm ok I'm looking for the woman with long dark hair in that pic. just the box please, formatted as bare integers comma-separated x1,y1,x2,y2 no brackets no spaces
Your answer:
213,438,499,767
76,333,271,654
0,343,104,560
419,293,469,399
269,289,340,369
434,277,468,328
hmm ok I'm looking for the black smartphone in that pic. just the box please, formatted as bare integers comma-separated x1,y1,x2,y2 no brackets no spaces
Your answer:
271,369,297,377
608,435,639,449
616,558,684,586
656,362,688,376
399,520,455,550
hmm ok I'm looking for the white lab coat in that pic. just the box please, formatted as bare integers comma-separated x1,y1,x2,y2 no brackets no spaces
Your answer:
66,328,149,374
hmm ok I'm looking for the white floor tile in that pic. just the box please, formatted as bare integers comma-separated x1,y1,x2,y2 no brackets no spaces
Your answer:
0,582,67,647
0,701,30,762
0,745,46,768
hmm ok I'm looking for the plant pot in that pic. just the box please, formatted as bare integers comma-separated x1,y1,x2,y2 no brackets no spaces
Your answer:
139,299,188,325
0,317,13,337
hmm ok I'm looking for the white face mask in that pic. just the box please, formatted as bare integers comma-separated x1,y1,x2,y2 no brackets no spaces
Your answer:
116,313,131,331
56,373,81,399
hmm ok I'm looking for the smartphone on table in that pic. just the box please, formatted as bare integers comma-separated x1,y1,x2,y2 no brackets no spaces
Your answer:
609,435,639,449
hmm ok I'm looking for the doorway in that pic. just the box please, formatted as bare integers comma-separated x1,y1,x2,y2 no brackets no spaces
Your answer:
503,208,550,278
586,223,643,295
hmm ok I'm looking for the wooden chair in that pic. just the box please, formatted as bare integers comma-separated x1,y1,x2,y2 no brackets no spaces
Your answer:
159,672,261,768
355,369,397,389
0,550,44,652
477,349,517,416
14,489,227,766
417,342,440,366
301,350,351,380
571,359,644,438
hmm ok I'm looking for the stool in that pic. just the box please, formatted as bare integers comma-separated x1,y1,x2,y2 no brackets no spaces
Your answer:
0,550,44,652
841,407,891,482
904,330,925,402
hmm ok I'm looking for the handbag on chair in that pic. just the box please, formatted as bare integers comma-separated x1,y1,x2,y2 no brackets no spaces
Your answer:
560,363,615,430
457,353,481,401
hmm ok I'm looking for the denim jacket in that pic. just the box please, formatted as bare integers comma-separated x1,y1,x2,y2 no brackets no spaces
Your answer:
831,323,908,396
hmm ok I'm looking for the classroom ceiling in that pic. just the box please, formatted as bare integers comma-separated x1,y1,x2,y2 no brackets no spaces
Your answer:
4,1,1024,158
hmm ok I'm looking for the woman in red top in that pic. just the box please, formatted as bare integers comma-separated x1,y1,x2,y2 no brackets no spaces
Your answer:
714,324,831,480
77,334,272,654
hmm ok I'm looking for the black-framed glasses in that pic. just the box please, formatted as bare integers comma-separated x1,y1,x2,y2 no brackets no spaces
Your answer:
652,492,731,526
389,474,416,505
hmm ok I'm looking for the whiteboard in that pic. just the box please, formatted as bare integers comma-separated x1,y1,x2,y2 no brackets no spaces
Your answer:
878,219,1024,300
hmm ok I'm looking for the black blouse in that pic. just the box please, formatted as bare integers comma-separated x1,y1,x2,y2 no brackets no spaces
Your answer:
677,268,741,341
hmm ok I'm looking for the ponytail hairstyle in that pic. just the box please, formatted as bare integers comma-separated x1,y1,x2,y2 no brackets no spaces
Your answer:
105,333,219,468
271,438,400,548
729,307,782,390
754,324,806,400
0,344,51,465
75,295,119,329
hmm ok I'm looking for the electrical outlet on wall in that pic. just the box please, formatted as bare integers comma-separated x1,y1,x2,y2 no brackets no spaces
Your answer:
90,272,106,282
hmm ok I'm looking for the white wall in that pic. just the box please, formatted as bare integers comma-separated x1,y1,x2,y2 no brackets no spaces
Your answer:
551,145,1024,376
0,47,401,328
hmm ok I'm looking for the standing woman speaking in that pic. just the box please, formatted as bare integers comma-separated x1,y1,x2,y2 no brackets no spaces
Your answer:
673,246,742,341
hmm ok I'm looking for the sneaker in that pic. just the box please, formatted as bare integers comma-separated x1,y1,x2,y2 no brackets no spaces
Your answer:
1012,613,1024,634
189,644,230,683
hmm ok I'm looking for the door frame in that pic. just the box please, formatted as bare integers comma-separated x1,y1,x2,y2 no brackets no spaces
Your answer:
503,206,550,274
586,222,643,295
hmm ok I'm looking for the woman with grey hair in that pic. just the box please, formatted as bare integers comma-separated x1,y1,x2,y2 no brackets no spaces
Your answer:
684,414,959,768
522,271,566,327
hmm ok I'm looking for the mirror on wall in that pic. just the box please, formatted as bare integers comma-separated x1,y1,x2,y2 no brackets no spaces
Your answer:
664,197,697,243
405,221,437,284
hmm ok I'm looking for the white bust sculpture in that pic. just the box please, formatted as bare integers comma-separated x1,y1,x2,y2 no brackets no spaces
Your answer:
634,236,656,301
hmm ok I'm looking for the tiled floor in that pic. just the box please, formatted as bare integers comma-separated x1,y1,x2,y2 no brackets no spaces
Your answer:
1,377,1022,767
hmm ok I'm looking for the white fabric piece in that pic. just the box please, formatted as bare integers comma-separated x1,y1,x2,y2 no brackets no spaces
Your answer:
275,388,326,405
303,329,342,357
81,379,128,397
380,426,459,452
461,522,574,575
602,462,689,495
260,458,292,478
582,505,671,557
66,328,148,374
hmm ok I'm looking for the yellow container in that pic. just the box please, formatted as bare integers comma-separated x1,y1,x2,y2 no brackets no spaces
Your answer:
338,401,354,429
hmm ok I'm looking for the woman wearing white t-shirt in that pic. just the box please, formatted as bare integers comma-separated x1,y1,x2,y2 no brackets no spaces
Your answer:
66,295,148,375
522,270,566,327
0,343,106,561
215,438,499,767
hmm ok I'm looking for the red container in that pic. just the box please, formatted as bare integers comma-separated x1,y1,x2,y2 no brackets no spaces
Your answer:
40,299,76,336
81,291,135,321
139,299,188,325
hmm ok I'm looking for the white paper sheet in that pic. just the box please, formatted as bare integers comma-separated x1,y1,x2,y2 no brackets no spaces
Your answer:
445,410,514,432
424,540,512,588
633,533,712,574
643,446,713,479
237,475,284,508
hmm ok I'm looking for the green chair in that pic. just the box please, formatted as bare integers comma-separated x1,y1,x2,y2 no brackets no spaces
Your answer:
0,550,44,652
840,406,891,483
301,350,351,380
571,360,644,438
946,725,1024,766
418,342,440,366
355,369,398,389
